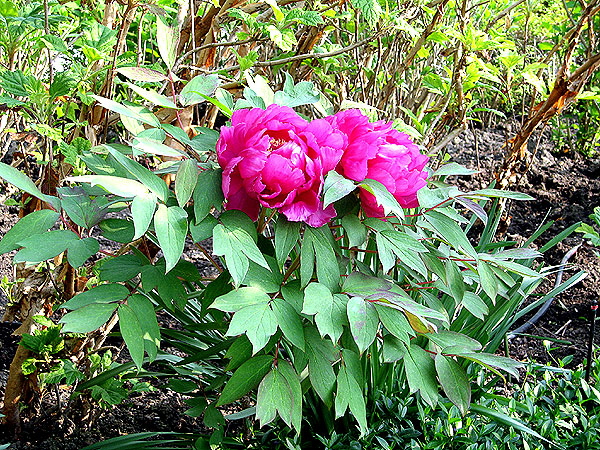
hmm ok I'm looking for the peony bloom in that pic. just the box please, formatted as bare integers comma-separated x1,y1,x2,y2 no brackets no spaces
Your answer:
327,110,429,218
216,105,346,227
324,109,380,181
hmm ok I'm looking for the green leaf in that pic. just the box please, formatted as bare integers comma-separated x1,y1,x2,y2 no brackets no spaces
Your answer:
281,281,304,312
267,26,297,51
304,227,340,292
132,137,186,158
14,230,79,263
274,218,300,268
220,209,257,237
99,254,143,282
271,298,304,350
0,96,25,107
67,237,99,268
125,82,176,109
193,169,224,222
0,70,30,96
371,292,448,329
424,210,476,257
61,283,130,310
156,16,178,69
285,9,324,26
273,73,320,108
335,365,367,436
131,192,157,240
303,283,346,343
0,162,60,209
104,145,169,202
404,343,438,407
218,355,273,406
350,0,382,25
116,67,167,82
206,88,234,117
470,404,555,446
128,294,160,362
179,75,220,106
57,187,108,229
190,214,218,243
435,354,470,415
99,219,135,244
214,227,249,287
243,257,282,293
210,287,270,313
225,335,252,371
244,73,274,107
0,210,59,254
433,162,479,177
226,303,278,354
154,204,188,273
482,257,543,278
156,272,188,309
92,95,161,128
67,175,149,198
425,331,482,352
175,159,198,207
444,259,465,304
204,404,224,429
342,271,393,297
455,352,522,379
0,0,18,17
256,362,302,432
359,178,404,219
263,0,285,21
461,292,488,320
466,188,533,201
477,259,497,302
377,230,427,275
305,327,336,407
49,73,75,100
375,303,414,343
323,171,356,208
213,216,269,287
382,334,407,362
59,303,118,333
341,215,366,248
346,296,378,354
118,304,144,370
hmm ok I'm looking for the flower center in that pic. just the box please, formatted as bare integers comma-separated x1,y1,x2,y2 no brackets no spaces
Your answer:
269,137,287,151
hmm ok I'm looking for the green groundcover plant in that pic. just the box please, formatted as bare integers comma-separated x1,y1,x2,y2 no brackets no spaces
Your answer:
0,70,584,446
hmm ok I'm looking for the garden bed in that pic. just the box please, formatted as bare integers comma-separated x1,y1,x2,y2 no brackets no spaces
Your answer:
0,122,599,448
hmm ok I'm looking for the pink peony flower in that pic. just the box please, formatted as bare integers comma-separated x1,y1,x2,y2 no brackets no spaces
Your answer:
216,105,346,227
327,110,429,218
324,109,380,181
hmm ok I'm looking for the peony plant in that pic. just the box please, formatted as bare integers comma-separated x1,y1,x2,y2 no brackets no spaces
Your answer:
0,73,568,443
